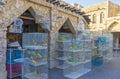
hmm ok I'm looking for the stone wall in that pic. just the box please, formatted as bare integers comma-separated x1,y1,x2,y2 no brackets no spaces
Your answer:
81,0,120,32
0,28,7,79
108,1,120,17
82,7,107,31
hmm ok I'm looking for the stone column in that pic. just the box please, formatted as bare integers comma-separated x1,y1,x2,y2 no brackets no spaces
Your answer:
48,31,58,69
0,28,7,79
48,6,59,68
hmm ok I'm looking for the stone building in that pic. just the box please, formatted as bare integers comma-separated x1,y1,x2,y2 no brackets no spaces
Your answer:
0,0,88,79
81,0,120,48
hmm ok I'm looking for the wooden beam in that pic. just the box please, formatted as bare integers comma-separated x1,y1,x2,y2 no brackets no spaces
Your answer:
19,16,35,21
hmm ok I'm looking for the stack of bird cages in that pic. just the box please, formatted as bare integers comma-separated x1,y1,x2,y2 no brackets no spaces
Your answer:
102,34,113,62
93,33,113,66
22,33,48,79
22,33,48,48
55,31,92,79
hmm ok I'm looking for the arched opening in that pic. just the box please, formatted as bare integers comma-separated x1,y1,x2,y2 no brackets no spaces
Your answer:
59,18,76,34
100,12,104,23
6,7,48,79
108,22,120,49
92,14,97,23
50,17,92,79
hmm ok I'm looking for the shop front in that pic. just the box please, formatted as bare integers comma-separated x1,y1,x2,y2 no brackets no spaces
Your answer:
0,0,102,79
6,8,49,79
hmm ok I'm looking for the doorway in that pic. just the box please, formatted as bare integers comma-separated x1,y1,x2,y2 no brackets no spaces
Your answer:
6,7,48,79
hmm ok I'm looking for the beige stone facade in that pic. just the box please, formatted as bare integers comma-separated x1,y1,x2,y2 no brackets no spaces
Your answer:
1,0,120,78
81,0,120,47
0,0,88,79
81,0,120,32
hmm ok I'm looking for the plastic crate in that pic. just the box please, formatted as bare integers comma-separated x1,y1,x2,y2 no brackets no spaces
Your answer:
6,49,22,64
6,49,23,78
92,56,103,66
6,63,22,77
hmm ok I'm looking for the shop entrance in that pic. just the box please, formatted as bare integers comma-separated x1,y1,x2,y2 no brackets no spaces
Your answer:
50,18,92,79
108,22,120,49
112,32,120,48
6,7,48,79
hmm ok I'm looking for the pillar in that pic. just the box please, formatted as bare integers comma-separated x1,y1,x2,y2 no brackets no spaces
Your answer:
48,6,59,68
48,31,58,68
0,28,7,79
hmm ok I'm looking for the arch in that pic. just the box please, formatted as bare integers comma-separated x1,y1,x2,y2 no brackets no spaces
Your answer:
100,12,104,23
93,13,97,23
7,6,36,28
108,21,120,32
58,18,76,34
19,6,37,21
26,7,36,18
7,6,40,34
108,20,120,27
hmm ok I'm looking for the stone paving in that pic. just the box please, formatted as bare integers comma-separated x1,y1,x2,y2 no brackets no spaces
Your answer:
49,52,120,79
10,52,120,79
79,53,120,79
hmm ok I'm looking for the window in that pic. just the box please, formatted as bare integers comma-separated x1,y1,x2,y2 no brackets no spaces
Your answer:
100,12,104,23
93,14,97,23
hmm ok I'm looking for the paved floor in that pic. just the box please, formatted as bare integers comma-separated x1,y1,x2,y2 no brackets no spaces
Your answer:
49,51,120,79
79,55,120,79
12,51,120,79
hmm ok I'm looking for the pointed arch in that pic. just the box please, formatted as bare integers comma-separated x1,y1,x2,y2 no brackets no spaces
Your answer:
58,18,76,34
6,6,37,28
26,7,36,18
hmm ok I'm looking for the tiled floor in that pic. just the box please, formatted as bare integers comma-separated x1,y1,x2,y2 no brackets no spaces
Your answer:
49,51,120,79
79,55,120,79
11,51,120,79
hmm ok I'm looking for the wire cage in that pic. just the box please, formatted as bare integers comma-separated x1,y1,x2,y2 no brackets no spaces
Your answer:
55,31,92,79
57,33,73,42
93,33,113,66
22,33,48,79
22,49,48,79
22,33,48,47
102,34,113,62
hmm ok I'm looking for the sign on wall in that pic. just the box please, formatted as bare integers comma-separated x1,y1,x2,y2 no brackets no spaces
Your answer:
42,17,50,31
35,15,44,24
13,18,23,33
